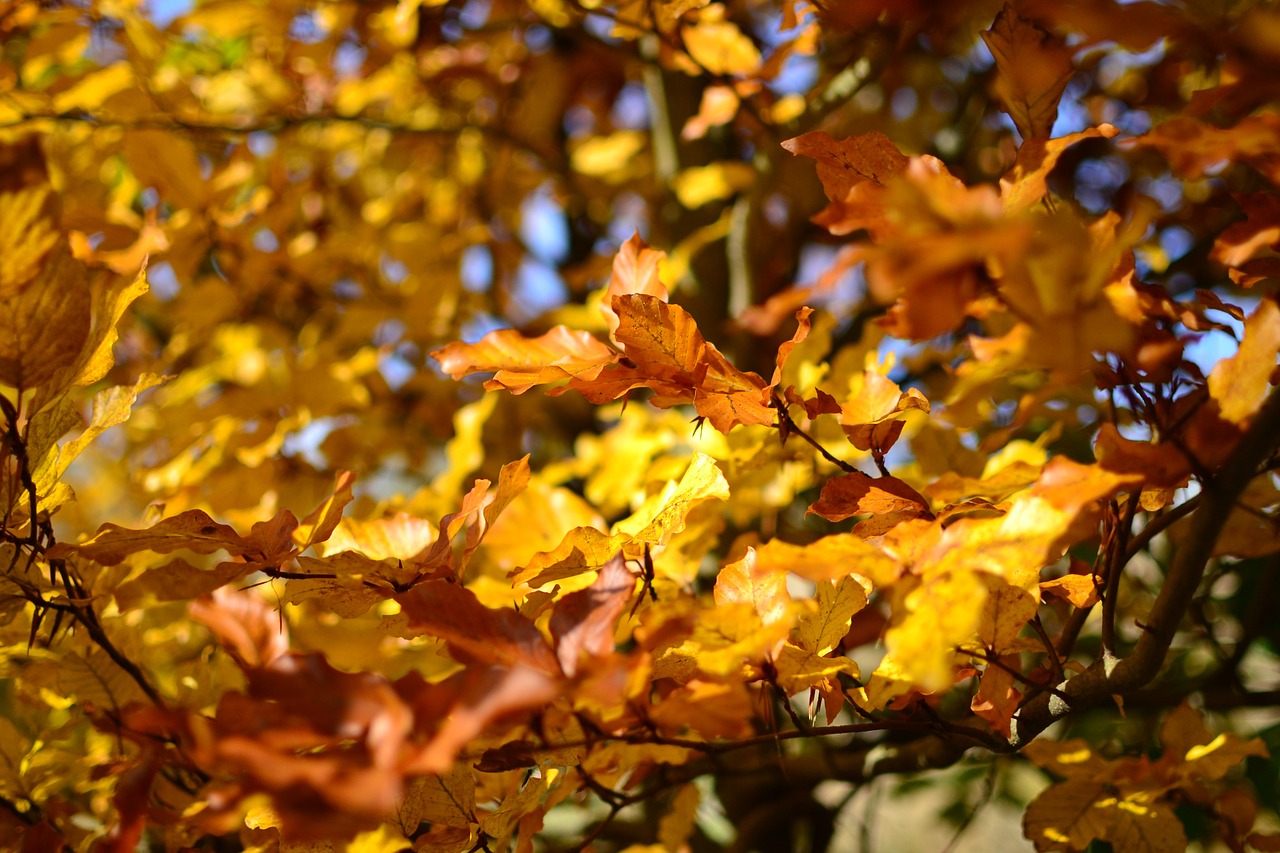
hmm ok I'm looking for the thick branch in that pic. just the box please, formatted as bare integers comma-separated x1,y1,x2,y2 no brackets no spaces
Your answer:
1008,388,1280,748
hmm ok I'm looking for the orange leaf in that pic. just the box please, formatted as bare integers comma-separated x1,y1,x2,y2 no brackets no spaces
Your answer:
1030,457,1143,513
982,4,1075,141
1094,423,1193,490
807,473,931,523
1211,193,1280,269
1040,573,1099,608
189,586,289,669
1000,125,1119,212
781,130,908,236
602,232,668,343
570,294,772,433
431,326,619,394
714,547,792,627
971,655,1022,738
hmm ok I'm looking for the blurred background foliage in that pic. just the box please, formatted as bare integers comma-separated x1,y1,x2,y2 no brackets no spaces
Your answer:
3,0,1280,850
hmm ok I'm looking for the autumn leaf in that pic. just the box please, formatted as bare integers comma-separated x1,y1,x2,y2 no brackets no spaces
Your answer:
601,232,669,343
189,585,289,669
682,19,761,76
971,655,1022,738
49,509,252,565
0,242,91,389
713,546,792,627
574,293,774,433
432,326,620,394
837,370,931,454
781,130,909,236
1207,298,1280,424
293,470,358,551
1000,125,1120,212
751,533,901,588
807,473,932,523
982,4,1076,141
793,576,867,656
397,579,561,676
549,552,634,677
1040,572,1099,609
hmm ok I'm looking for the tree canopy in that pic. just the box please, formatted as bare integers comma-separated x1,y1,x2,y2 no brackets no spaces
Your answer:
2,0,1280,851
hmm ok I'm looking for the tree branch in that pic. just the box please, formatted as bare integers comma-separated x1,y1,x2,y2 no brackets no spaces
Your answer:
1008,388,1280,748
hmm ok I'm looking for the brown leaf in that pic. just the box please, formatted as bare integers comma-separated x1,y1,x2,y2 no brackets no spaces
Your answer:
982,4,1075,141
549,552,634,677
404,665,560,775
397,580,561,676
189,586,289,669
1211,193,1280,269
807,474,932,523
568,294,772,433
1094,423,1193,490
50,509,250,566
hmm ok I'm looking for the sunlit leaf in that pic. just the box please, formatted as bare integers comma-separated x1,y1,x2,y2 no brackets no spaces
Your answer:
982,4,1075,141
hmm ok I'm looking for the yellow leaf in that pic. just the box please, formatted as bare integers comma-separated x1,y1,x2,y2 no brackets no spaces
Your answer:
884,568,987,692
35,262,149,407
0,187,60,296
771,642,860,695
50,373,166,483
613,452,729,545
572,131,647,179
1208,298,1280,424
121,129,208,210
670,162,755,208
658,784,701,853
752,533,900,588
51,63,135,114
682,21,761,75
794,576,867,655
653,602,789,679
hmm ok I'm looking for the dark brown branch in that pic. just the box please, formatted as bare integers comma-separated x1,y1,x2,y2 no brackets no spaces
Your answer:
772,394,860,475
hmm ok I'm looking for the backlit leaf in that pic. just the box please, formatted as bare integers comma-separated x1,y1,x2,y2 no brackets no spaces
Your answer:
1207,298,1280,424
982,5,1075,141
432,327,619,394
0,243,91,389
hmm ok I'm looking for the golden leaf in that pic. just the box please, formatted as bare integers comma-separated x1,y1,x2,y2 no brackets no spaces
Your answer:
982,5,1075,141
1207,298,1280,424
0,243,91,389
